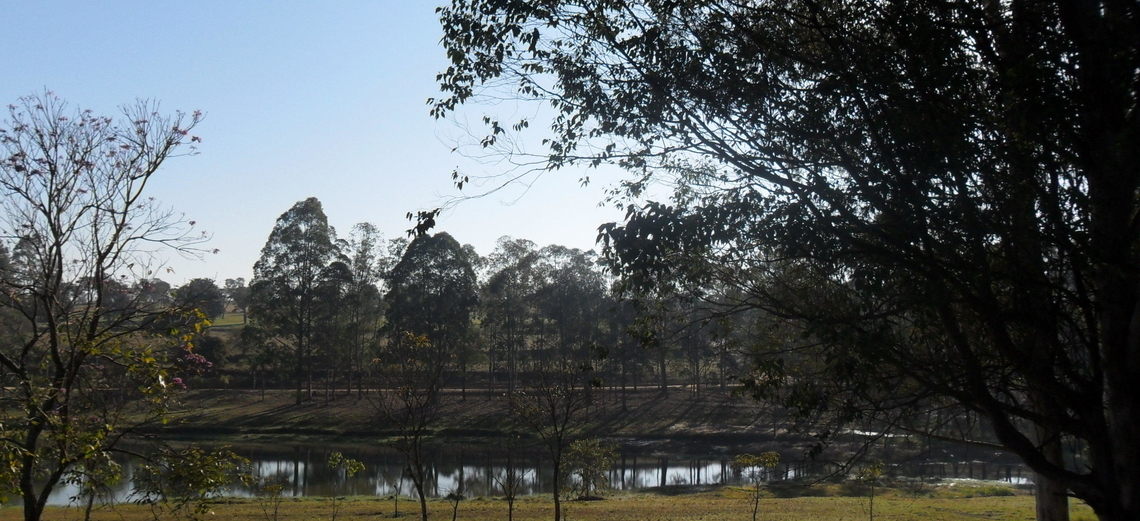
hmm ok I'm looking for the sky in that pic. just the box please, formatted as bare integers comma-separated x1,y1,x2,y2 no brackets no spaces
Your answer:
0,1,629,285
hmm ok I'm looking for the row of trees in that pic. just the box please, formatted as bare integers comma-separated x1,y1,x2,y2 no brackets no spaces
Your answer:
237,199,746,406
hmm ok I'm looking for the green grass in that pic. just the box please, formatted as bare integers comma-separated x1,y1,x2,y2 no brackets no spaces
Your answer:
209,313,246,328
4,488,1094,521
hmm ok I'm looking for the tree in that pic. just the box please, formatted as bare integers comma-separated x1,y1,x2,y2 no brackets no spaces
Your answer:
384,231,478,392
137,278,173,309
493,435,530,521
0,93,207,521
132,446,251,521
326,452,364,521
174,278,226,321
434,2,1139,520
342,223,385,397
373,333,449,521
223,278,250,322
533,246,609,365
482,237,542,395
511,362,598,521
565,438,617,499
385,232,477,343
248,198,342,404
733,452,780,521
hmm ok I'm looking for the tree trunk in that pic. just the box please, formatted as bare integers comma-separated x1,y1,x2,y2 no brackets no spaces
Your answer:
1034,422,1069,521
552,458,562,521
416,484,429,521
620,361,628,411
295,356,304,405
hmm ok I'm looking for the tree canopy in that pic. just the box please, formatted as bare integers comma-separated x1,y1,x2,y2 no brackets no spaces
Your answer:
434,1,1140,520
384,231,478,353
175,278,226,321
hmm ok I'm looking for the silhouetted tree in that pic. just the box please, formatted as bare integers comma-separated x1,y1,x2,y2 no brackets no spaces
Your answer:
249,198,342,404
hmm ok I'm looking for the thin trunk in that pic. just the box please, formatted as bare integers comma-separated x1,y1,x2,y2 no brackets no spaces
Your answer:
295,352,304,405
552,457,562,521
416,481,429,521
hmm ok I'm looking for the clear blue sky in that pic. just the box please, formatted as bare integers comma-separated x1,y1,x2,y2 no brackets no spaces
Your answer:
0,1,626,284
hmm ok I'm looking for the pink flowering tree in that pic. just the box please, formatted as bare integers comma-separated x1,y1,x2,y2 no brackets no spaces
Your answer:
0,92,213,521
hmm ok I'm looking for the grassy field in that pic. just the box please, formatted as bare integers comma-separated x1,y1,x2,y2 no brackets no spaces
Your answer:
3,486,1096,521
209,312,246,329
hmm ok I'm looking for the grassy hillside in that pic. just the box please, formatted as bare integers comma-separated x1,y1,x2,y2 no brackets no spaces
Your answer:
163,386,789,447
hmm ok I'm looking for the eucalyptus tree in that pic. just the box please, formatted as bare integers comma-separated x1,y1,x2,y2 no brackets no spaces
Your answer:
223,278,250,322
433,1,1140,519
378,231,477,521
383,231,478,372
342,223,385,396
249,198,343,404
311,259,353,402
533,246,609,366
0,93,208,521
482,236,541,394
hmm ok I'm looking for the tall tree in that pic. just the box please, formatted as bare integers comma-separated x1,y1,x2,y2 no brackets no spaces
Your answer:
249,198,342,405
384,231,478,371
482,237,542,395
0,93,207,521
533,246,609,364
434,2,1140,520
343,223,385,397
223,278,251,322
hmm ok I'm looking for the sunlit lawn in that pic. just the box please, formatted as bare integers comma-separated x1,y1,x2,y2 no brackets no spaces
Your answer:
4,487,1096,521
210,313,245,328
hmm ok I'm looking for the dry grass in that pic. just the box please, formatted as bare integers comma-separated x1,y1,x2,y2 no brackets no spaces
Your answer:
4,487,1095,521
160,387,777,444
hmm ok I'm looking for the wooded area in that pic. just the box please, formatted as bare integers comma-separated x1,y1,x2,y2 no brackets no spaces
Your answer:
2,0,1136,520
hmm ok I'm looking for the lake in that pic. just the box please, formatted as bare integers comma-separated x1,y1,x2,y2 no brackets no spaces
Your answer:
34,438,1030,506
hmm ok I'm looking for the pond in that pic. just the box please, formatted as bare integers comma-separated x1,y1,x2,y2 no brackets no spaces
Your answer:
34,439,1031,507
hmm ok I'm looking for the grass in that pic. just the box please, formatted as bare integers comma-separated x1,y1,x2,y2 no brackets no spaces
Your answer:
160,385,786,445
2,487,1095,521
209,313,246,329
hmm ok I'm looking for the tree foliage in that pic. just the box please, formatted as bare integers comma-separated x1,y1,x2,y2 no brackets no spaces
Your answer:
434,1,1140,520
133,446,250,521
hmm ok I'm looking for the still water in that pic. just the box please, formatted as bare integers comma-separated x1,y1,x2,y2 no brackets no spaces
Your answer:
39,441,1030,506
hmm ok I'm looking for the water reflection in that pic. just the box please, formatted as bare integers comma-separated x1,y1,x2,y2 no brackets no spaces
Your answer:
34,442,1032,506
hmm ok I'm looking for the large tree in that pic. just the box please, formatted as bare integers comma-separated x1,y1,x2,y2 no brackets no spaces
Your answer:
433,1,1140,520
0,93,208,521
174,278,226,321
341,223,386,397
482,237,542,395
384,231,478,364
249,198,342,405
378,232,476,521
